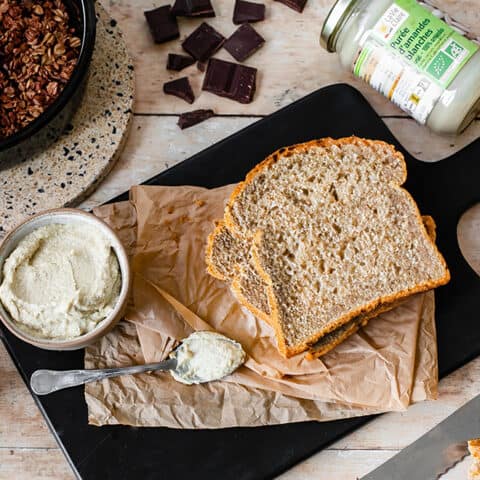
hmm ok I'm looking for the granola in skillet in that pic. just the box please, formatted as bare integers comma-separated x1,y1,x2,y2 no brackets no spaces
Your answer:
0,0,81,139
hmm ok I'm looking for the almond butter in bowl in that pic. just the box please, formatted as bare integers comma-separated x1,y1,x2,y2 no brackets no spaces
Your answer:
0,209,131,351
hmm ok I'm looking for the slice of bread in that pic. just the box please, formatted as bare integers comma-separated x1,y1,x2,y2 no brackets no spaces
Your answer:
207,213,437,359
219,137,449,358
469,439,480,479
207,221,272,323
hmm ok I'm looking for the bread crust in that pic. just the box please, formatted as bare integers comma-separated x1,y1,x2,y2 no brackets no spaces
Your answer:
469,439,480,459
205,220,229,281
306,318,362,359
305,299,405,359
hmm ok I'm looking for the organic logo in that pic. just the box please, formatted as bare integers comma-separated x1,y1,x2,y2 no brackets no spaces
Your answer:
427,51,454,79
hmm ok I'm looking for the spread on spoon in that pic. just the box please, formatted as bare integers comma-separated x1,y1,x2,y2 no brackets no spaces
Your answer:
170,331,246,384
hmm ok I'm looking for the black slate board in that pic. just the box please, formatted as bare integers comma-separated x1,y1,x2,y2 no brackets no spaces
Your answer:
1,84,480,480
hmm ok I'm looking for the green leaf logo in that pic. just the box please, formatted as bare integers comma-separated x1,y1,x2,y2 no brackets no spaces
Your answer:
427,51,454,80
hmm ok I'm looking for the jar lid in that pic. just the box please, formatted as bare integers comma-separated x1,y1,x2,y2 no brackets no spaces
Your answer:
320,0,357,52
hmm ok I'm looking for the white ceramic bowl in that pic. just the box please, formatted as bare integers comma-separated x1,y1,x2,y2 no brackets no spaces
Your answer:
0,208,131,350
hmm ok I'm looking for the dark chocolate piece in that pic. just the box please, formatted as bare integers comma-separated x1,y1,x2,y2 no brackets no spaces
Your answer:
202,58,257,104
233,0,265,24
274,0,307,13
144,6,179,44
171,0,215,17
167,53,196,71
163,77,195,104
223,24,265,62
182,22,225,62
178,109,215,129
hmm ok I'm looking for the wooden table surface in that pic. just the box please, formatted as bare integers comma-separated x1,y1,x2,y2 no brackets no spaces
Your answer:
1,0,480,478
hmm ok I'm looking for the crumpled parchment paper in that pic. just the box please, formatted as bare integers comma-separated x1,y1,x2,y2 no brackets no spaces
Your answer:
85,185,438,428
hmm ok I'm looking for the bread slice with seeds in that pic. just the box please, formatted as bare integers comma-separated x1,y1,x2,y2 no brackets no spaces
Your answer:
218,137,449,358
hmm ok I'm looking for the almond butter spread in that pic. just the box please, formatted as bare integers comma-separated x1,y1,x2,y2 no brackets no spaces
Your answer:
170,331,246,385
0,223,121,340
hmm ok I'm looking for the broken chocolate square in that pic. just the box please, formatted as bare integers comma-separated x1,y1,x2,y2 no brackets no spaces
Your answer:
167,53,196,71
144,6,179,44
163,77,195,104
171,0,215,17
233,0,265,24
178,109,215,129
182,22,225,62
202,58,257,104
274,0,307,13
224,23,265,62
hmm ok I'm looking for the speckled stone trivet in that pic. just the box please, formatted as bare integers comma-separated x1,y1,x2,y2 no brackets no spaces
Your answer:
0,3,134,234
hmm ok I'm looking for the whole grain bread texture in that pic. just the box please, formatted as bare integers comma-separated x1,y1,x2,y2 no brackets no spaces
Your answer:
207,215,437,359
307,214,437,359
207,137,450,358
207,221,272,323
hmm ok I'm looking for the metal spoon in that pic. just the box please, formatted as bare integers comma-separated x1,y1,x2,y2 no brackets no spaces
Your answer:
30,331,245,395
30,357,179,395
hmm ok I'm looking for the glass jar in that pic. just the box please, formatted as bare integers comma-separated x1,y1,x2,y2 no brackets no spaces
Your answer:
320,0,480,134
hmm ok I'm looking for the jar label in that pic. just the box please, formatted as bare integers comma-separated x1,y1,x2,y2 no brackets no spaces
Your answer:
353,0,479,124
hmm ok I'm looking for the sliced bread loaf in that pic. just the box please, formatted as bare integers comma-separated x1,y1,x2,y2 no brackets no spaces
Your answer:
207,212,437,358
221,137,449,358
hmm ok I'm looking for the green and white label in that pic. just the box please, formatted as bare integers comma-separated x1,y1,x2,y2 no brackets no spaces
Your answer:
353,0,478,123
